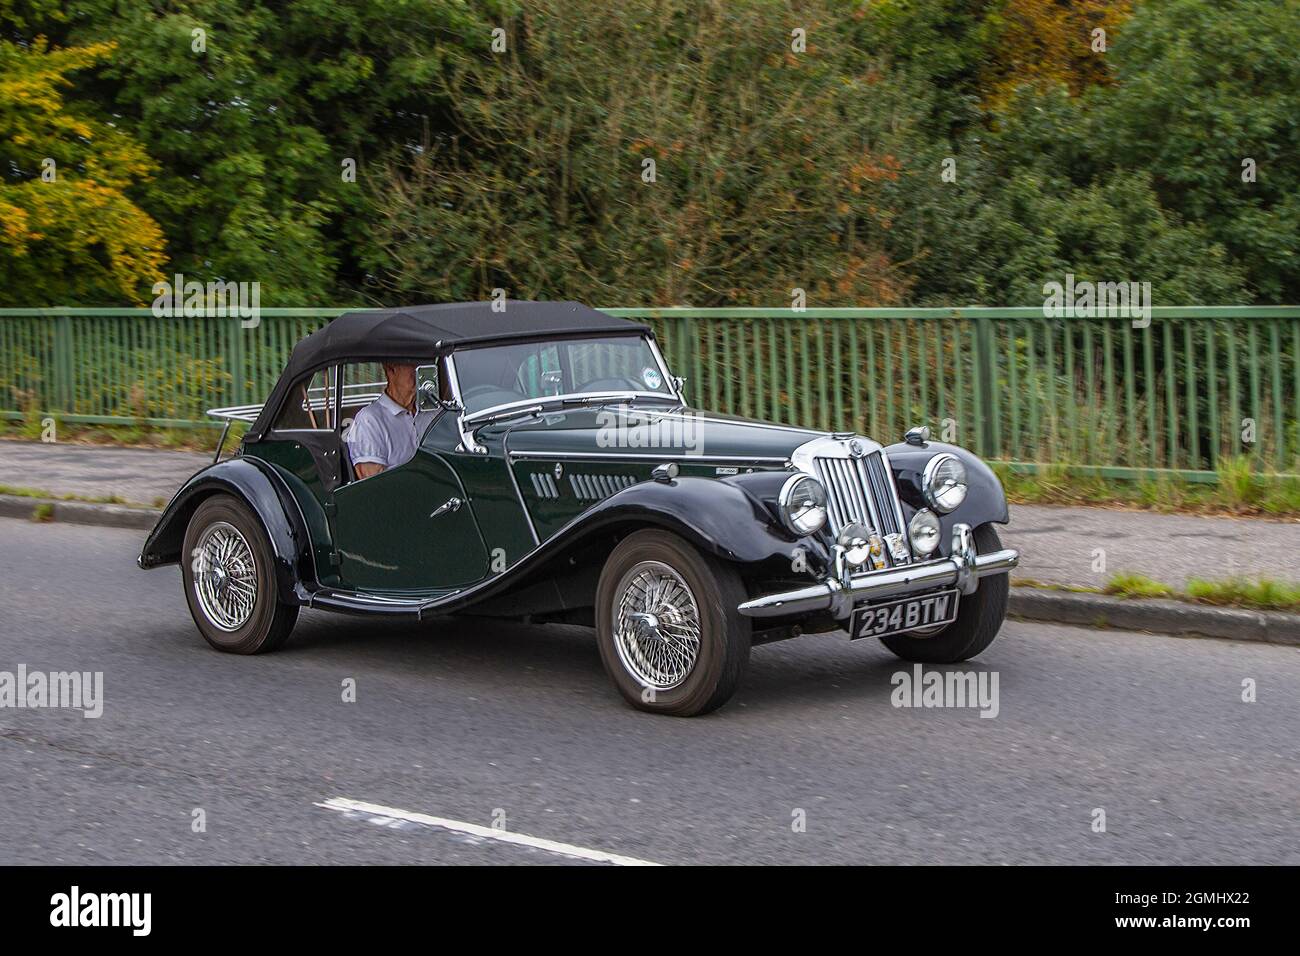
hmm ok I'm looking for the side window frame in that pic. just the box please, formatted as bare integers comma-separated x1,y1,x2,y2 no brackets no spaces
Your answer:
270,364,340,435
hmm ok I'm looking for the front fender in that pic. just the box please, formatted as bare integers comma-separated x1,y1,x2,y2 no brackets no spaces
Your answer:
428,471,830,617
883,440,1010,551
137,457,312,603
582,473,829,569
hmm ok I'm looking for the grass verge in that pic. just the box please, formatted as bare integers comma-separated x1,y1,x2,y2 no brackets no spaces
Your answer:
1184,577,1300,612
996,459,1300,517
0,484,159,508
1016,571,1300,613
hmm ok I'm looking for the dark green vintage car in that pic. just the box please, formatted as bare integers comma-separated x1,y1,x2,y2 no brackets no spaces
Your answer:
140,302,1018,716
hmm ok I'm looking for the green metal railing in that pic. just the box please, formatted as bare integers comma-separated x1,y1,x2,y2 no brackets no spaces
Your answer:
2,306,1298,479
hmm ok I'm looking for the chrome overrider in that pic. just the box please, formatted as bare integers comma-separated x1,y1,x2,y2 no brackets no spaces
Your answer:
737,522,1019,620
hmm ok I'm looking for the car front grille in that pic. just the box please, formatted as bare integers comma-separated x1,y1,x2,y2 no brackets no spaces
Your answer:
813,450,905,558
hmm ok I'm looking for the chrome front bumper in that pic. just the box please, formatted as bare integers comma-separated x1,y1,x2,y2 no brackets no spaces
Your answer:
737,522,1019,620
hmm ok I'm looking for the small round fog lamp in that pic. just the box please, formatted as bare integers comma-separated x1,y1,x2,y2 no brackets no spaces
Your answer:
909,508,942,557
837,522,873,568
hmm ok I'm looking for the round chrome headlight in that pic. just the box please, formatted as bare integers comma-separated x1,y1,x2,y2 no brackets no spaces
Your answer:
779,474,828,537
908,508,941,556
922,454,967,513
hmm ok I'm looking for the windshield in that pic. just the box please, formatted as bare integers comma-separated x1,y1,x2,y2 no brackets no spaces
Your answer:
452,336,674,414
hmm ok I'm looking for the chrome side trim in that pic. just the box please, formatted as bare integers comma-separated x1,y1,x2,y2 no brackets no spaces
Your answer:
667,412,827,438
507,450,789,463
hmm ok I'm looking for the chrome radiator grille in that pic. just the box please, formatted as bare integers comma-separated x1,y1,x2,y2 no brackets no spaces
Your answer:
813,451,903,541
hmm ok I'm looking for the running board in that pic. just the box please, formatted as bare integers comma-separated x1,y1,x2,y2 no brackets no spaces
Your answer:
306,587,461,619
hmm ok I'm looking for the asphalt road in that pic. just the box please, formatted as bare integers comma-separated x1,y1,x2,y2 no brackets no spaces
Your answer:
0,517,1296,865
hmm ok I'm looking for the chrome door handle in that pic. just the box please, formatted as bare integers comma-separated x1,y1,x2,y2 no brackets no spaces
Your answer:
429,497,463,518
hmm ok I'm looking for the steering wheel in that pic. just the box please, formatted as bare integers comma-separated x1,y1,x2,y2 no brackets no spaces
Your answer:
580,376,646,392
461,384,528,412
463,384,523,402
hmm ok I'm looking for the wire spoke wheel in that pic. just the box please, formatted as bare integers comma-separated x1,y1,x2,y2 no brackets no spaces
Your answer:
193,520,258,632
613,560,702,691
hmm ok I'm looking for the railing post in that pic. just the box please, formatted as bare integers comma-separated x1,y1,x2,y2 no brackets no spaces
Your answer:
225,316,247,407
974,314,997,457
53,311,73,414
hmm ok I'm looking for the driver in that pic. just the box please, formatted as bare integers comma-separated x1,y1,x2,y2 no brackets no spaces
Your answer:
347,363,431,479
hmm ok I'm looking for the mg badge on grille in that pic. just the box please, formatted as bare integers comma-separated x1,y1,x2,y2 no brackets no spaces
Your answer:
554,463,563,480
848,439,865,458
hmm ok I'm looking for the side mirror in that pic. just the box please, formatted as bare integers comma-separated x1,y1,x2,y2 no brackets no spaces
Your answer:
416,364,440,412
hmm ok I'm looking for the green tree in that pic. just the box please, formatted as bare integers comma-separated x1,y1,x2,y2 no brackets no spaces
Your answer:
4,0,492,303
1096,0,1300,302
364,0,926,307
885,86,1247,305
0,37,165,304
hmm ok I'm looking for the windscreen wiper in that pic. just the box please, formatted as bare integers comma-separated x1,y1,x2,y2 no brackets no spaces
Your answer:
464,392,639,428
463,403,547,427
561,392,638,407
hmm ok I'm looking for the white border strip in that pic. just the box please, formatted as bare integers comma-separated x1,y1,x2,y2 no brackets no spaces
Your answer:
316,796,662,866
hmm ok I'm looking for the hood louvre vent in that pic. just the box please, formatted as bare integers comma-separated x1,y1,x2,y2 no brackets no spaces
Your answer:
569,473,636,500
528,472,560,499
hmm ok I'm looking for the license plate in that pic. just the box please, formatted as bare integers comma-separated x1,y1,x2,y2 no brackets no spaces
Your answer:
849,589,959,640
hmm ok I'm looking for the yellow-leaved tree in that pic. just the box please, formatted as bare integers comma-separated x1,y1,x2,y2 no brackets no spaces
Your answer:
0,38,165,304
980,0,1133,112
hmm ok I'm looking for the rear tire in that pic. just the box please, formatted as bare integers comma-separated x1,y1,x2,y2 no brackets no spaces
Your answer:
181,494,298,654
880,523,1008,664
596,529,750,716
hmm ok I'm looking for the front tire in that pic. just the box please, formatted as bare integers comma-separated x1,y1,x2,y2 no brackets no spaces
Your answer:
596,529,751,716
880,523,1009,663
181,494,298,654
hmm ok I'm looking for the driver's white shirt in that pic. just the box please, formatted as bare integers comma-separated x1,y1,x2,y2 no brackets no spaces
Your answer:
347,392,431,471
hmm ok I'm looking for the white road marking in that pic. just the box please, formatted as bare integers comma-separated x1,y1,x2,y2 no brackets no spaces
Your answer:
316,796,663,866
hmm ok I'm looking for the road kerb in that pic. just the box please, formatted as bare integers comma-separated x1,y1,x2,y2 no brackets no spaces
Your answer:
1009,587,1300,647
0,493,159,530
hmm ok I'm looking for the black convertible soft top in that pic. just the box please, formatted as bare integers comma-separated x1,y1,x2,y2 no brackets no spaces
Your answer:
245,301,648,440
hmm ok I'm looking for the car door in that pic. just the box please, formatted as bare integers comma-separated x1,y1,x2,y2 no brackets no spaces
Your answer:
329,430,490,594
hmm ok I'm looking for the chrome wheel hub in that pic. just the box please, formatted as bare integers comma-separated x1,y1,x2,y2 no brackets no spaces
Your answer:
193,521,257,631
613,561,702,691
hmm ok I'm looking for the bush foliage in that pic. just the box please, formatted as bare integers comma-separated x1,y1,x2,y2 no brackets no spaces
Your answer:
1,0,1296,306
